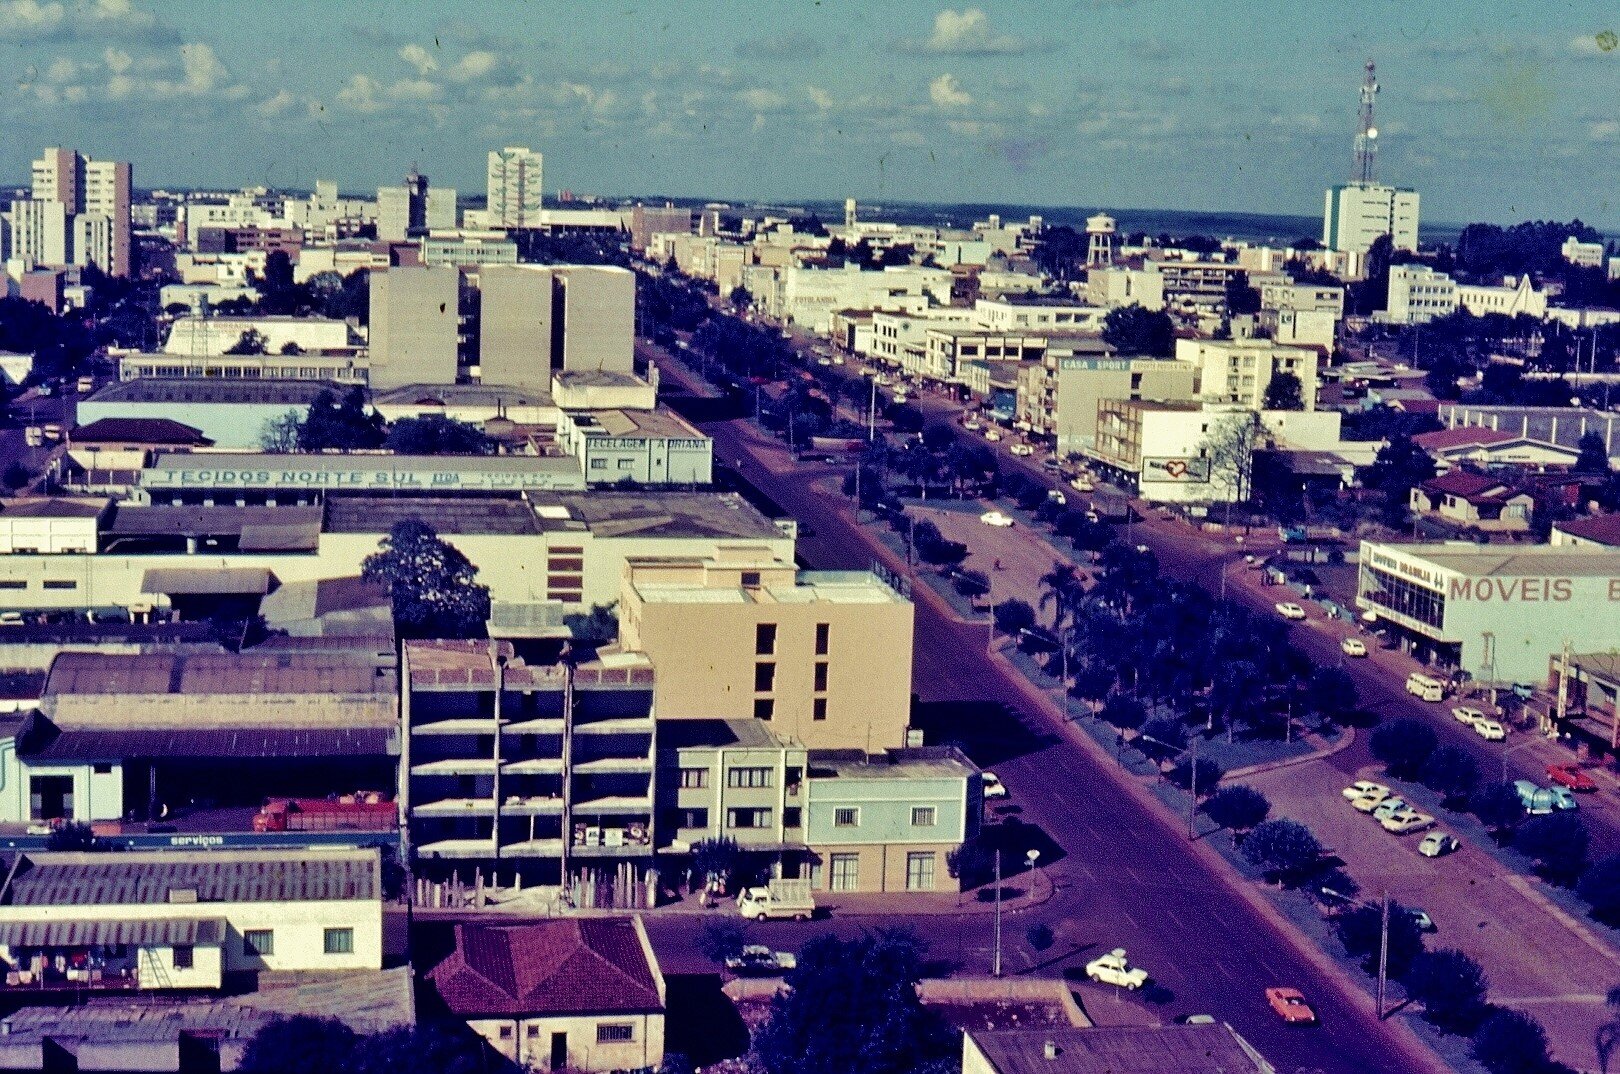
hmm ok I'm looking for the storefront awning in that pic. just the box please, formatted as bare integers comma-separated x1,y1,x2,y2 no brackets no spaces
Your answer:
0,917,225,948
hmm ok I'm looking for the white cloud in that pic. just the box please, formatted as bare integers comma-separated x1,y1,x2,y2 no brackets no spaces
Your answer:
177,41,226,93
920,8,1028,55
388,77,440,102
100,44,128,72
446,49,497,81
44,54,81,80
739,86,783,111
1590,119,1620,142
256,88,294,116
929,72,971,108
806,85,832,110
398,43,438,76
1570,32,1618,59
336,73,383,112
0,0,171,42
0,0,63,36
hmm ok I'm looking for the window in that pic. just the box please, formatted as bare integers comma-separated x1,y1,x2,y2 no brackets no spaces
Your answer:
911,807,937,827
727,767,772,789
498,1026,513,1040
679,768,707,789
815,622,830,655
754,662,775,693
755,622,777,655
0,580,24,590
243,930,274,957
830,853,860,892
42,580,77,590
92,763,113,775
812,698,827,722
172,945,194,969
752,697,774,721
783,807,802,828
740,571,761,589
726,807,771,829
597,1024,634,1044
906,852,937,891
617,459,635,470
813,662,828,692
589,458,607,469
324,928,354,955
834,807,860,828
679,807,709,829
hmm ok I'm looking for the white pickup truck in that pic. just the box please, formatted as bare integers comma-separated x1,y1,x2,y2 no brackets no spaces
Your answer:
736,879,815,921
1084,948,1148,990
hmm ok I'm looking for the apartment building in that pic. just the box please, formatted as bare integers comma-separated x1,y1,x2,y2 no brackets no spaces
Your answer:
401,640,655,890
1176,337,1320,411
869,307,976,368
486,147,545,228
479,265,636,392
368,265,462,388
1085,266,1166,311
618,549,914,752
1324,182,1420,254
420,231,519,267
8,148,131,276
973,297,1108,334
920,328,1050,385
1385,264,1548,324
1016,346,1197,453
1092,400,1227,504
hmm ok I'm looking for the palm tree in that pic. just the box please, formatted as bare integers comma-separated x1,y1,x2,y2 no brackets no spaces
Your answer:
1038,562,1084,630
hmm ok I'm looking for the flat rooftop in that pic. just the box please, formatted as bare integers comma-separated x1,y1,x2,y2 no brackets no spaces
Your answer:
633,568,905,606
88,378,344,406
570,407,704,439
141,450,584,492
1,848,380,906
537,490,785,541
554,369,647,389
1368,542,1620,578
809,747,977,781
660,718,786,750
44,649,397,699
325,496,542,536
967,1025,1269,1074
108,504,323,548
372,382,554,407
0,497,108,518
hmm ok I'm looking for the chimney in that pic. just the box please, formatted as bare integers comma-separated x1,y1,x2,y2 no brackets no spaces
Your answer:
1043,1040,1058,1061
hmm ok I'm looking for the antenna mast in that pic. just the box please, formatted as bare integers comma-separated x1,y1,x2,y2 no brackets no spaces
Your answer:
1352,60,1379,185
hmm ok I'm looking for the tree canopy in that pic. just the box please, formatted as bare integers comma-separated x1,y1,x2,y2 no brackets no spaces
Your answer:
383,415,498,455
1102,304,1175,357
299,387,385,451
1263,371,1305,411
237,1017,487,1074
361,519,491,639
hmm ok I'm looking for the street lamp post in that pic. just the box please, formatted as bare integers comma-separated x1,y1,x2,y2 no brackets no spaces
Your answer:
1500,737,1539,782
1322,886,1394,1019
991,849,1003,978
1138,732,1200,840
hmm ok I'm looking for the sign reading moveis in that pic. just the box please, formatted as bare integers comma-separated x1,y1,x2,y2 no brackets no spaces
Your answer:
1445,577,1620,602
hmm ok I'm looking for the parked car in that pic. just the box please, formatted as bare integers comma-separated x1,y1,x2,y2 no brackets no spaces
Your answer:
736,879,815,921
1274,602,1306,621
1350,790,1394,813
1472,719,1507,741
1546,785,1578,811
1514,780,1555,816
979,510,1015,528
1451,706,1486,725
1008,443,1034,457
1371,797,1412,820
963,418,983,431
1405,672,1445,702
1381,811,1436,835
1342,780,1389,801
1547,764,1598,792
1069,475,1095,492
1265,987,1318,1025
0,612,24,627
1340,637,1368,657
984,429,1003,442
1407,909,1436,932
725,945,798,976
1084,948,1148,990
1418,832,1460,858
981,772,1009,799
1175,1014,1218,1026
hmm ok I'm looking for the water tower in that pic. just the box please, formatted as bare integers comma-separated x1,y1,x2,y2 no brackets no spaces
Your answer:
1085,213,1117,267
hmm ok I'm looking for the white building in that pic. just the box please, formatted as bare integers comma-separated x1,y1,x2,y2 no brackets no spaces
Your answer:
1356,542,1620,681
1085,266,1166,311
1176,337,1320,411
973,297,1108,334
486,146,544,228
770,264,953,334
1563,236,1605,269
1385,265,1547,324
1323,183,1419,254
163,315,355,357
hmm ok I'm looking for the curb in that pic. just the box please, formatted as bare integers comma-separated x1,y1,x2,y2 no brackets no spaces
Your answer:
1224,726,1358,781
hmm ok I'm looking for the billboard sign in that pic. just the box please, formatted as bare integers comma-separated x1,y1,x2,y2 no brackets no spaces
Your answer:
1143,456,1210,482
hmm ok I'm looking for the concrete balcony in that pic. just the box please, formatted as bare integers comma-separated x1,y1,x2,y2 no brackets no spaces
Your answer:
415,837,498,859
571,794,653,813
498,796,566,816
501,757,565,776
409,758,498,777
411,797,497,819
410,718,500,736
572,716,653,734
571,756,653,775
499,838,566,858
503,717,565,735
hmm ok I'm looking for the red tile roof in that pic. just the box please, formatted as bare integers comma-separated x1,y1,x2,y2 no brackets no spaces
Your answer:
1421,470,1508,499
428,920,662,1018
1413,426,1517,452
70,418,210,445
1556,514,1620,547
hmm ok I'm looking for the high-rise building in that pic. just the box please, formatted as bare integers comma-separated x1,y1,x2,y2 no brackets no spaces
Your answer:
368,265,462,388
1322,61,1419,255
13,147,131,276
377,171,455,241
486,146,544,228
478,265,635,391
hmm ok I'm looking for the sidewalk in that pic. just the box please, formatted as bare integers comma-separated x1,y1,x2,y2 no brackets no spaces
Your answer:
649,866,1057,919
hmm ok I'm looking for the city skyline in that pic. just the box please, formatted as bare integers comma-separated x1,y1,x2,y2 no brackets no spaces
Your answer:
0,2,1618,228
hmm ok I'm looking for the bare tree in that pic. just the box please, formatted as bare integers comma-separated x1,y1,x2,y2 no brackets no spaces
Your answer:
1200,411,1263,503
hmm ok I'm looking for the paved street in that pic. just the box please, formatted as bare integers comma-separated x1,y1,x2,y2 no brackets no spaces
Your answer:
654,354,1449,1074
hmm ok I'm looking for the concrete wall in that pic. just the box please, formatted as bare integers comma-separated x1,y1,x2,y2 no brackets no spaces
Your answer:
369,266,459,388
804,841,959,893
557,267,635,375
466,1011,663,1072
478,265,555,392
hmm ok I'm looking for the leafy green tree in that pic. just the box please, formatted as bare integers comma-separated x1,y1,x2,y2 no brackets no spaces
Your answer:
563,602,619,644
1361,433,1436,526
346,1024,487,1074
1406,948,1490,1033
2,461,30,491
1370,719,1438,780
1038,561,1084,629
691,836,744,892
1204,785,1271,832
361,519,491,639
236,1016,357,1074
259,410,302,453
1225,270,1262,315
952,569,990,599
279,340,303,355
1578,853,1620,925
226,327,269,354
1099,694,1147,731
1102,304,1174,357
1469,1009,1552,1074
1137,716,1187,760
1419,746,1480,804
383,416,497,455
1335,901,1426,978
992,600,1035,637
45,821,98,851
754,931,954,1074
1515,813,1589,885
1263,371,1305,410
1471,781,1525,832
1577,431,1611,474
1240,819,1322,879
1168,756,1224,797
696,918,749,964
299,387,384,451
1304,666,1358,725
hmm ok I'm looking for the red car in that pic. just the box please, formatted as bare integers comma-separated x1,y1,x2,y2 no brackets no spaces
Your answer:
1547,764,1598,793
1265,987,1318,1025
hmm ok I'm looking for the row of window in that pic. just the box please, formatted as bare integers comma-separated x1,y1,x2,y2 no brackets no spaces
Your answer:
754,622,832,656
751,661,830,693
587,458,641,470
242,927,354,957
0,579,75,589
673,804,938,830
679,765,803,789
817,850,937,891
495,1023,635,1044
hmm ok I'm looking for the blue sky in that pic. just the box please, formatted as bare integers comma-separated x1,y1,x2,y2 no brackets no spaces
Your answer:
2,0,1618,227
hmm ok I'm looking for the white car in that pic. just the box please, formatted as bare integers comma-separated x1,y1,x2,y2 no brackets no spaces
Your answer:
1418,832,1460,858
963,419,983,431
724,945,798,976
1473,719,1508,741
1451,706,1486,726
1381,811,1436,835
1351,790,1394,813
1340,637,1368,658
1069,476,1095,492
817,357,833,366
981,772,1008,799
1274,602,1307,621
984,429,1003,442
979,510,1015,528
1343,780,1389,801
1084,948,1148,990
1008,443,1035,457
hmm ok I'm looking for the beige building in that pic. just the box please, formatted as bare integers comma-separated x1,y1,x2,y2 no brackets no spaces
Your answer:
1015,345,1196,454
369,265,461,388
478,265,635,392
1177,336,1320,411
619,549,914,751
428,918,665,1073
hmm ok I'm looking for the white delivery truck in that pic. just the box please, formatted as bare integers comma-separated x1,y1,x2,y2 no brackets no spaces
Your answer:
736,879,815,921
1406,672,1444,702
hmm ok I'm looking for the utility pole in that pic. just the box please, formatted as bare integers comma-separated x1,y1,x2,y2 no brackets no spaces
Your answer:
992,849,1003,977
1187,735,1198,840
1376,891,1391,1019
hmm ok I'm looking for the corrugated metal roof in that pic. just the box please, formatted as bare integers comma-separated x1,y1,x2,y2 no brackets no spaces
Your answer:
45,651,395,698
5,850,379,906
21,723,396,761
141,567,274,595
0,917,225,947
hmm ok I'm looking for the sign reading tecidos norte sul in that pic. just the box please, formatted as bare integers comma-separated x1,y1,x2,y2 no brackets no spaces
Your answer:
143,464,585,492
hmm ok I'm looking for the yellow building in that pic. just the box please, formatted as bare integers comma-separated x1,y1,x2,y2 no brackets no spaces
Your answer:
619,548,914,752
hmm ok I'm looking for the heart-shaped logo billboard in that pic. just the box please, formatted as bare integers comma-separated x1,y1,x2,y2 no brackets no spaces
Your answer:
1164,460,1187,478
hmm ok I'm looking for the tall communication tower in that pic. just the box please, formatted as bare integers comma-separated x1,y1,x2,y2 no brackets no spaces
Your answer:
1352,60,1379,186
